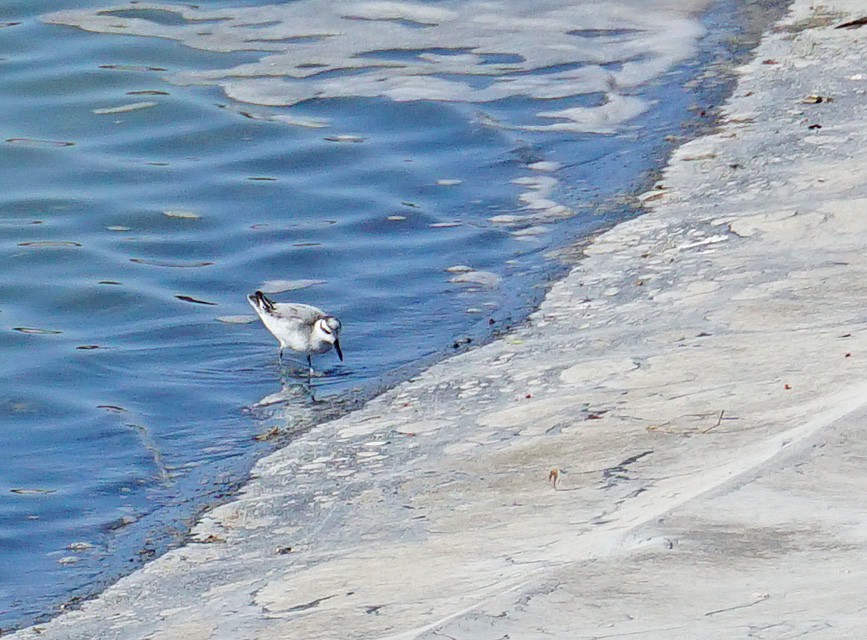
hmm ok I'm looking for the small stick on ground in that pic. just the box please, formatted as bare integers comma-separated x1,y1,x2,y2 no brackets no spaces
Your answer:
702,409,725,434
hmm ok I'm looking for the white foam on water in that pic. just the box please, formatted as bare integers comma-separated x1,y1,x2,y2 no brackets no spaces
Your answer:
45,0,708,133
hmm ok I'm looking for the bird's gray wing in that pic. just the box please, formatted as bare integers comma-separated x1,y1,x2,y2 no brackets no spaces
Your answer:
270,302,323,326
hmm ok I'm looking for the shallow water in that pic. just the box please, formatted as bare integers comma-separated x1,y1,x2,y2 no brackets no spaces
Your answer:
0,0,783,630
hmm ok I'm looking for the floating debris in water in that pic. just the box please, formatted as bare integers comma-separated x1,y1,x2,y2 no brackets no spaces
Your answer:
488,214,525,225
13,327,63,335
445,265,473,273
98,280,123,285
436,179,463,186
76,345,101,350
175,295,217,305
127,89,169,96
106,225,131,231
163,209,201,219
387,215,407,221
92,101,158,115
528,161,562,172
130,258,214,268
17,241,82,247
216,315,257,324
247,176,277,181
5,137,75,147
429,221,461,228
511,225,550,237
450,270,502,287
10,488,57,495
67,541,93,551
261,279,325,294
324,134,364,143
57,556,80,565
271,114,329,129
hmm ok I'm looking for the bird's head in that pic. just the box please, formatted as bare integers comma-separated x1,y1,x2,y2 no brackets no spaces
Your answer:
315,316,343,361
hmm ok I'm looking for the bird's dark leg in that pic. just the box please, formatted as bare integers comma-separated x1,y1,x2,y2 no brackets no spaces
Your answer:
279,348,284,367
307,355,313,383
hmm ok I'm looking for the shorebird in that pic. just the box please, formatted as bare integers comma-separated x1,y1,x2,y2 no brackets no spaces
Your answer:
247,290,343,372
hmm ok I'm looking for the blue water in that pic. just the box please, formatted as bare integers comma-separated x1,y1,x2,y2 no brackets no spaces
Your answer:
0,0,783,631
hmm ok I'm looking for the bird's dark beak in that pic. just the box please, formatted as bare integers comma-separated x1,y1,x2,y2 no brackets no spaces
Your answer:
334,338,344,362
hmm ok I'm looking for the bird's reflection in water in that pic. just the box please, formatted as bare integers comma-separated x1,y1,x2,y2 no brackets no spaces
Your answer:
247,363,356,447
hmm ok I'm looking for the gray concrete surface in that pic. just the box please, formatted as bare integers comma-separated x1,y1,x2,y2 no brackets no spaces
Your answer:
12,0,867,637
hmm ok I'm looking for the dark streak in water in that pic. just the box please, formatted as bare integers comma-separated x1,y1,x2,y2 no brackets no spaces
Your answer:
99,64,168,72
175,295,218,305
97,405,128,413
130,258,215,268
